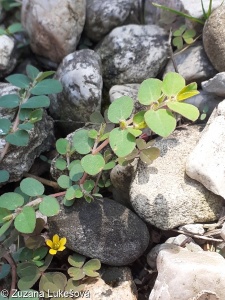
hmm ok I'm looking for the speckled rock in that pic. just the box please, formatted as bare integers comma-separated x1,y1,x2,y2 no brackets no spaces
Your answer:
164,42,217,85
203,4,225,72
21,0,86,63
0,83,54,183
96,24,169,89
202,72,225,97
85,0,135,42
130,126,224,230
186,100,225,198
149,244,225,300
77,267,138,300
48,197,150,266
49,49,102,133
0,35,17,78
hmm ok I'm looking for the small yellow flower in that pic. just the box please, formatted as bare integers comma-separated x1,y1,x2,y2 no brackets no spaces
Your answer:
46,234,67,255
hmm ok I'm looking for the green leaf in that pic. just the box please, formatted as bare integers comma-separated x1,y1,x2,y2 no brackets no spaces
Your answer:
172,36,183,50
56,138,69,155
65,185,83,200
19,248,33,262
0,264,10,280
29,108,43,123
33,246,48,261
183,29,196,39
167,102,199,121
26,65,40,80
57,175,72,189
0,192,24,210
55,158,67,170
133,111,147,129
90,111,104,124
5,130,29,146
39,196,60,217
144,109,176,137
6,74,30,88
83,259,101,277
108,96,134,123
7,22,23,34
173,25,186,36
19,108,33,121
138,78,162,105
88,129,98,139
20,178,44,197
136,138,147,150
0,208,11,223
69,160,84,181
0,27,7,35
103,161,116,170
177,83,199,101
109,128,136,157
162,72,186,96
140,147,160,164
31,79,63,95
83,180,95,192
68,253,86,268
127,128,142,137
0,220,12,238
0,119,11,135
73,129,94,154
68,267,85,280
18,122,34,131
0,94,20,108
81,154,105,176
21,96,50,108
36,71,56,82
184,37,194,44
14,206,36,234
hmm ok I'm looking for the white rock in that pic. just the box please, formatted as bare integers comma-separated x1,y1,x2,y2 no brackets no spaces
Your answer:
220,222,225,241
130,126,224,230
149,244,225,300
0,35,17,77
179,224,205,235
202,72,225,97
186,100,225,198
21,0,86,63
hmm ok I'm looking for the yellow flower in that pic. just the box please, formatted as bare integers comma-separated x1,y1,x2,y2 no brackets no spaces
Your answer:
46,234,67,255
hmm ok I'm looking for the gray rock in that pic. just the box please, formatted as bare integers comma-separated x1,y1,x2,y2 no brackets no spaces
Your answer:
21,0,86,63
77,267,138,300
85,0,135,42
179,224,205,235
48,197,150,266
0,35,17,78
149,244,225,300
220,223,225,241
203,4,225,72
186,100,225,198
49,49,102,133
202,72,225,97
130,126,224,230
96,24,169,89
164,42,217,85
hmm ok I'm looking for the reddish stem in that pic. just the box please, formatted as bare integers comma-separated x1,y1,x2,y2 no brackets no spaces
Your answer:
92,138,109,155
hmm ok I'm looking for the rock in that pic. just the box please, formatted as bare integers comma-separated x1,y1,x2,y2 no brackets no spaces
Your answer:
77,267,138,300
186,101,225,198
84,0,135,42
130,126,224,230
49,49,102,133
203,4,225,72
48,197,149,266
21,0,86,63
189,291,219,300
0,94,54,183
96,24,169,89
163,42,217,85
149,244,225,299
202,72,225,97
179,224,205,235
0,35,17,78
221,223,225,241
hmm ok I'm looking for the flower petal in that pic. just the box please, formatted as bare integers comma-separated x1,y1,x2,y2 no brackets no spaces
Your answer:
59,237,67,247
53,234,59,244
58,245,66,251
46,239,53,248
49,249,57,255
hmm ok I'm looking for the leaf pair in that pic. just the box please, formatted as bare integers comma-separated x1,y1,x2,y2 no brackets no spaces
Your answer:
173,25,196,50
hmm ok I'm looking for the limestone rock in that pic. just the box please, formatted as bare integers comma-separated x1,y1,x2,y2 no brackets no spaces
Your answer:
0,35,17,78
130,126,224,230
49,49,102,133
85,0,135,42
202,72,225,97
48,197,149,266
203,4,225,71
186,100,225,198
149,244,225,300
21,0,86,63
96,24,169,89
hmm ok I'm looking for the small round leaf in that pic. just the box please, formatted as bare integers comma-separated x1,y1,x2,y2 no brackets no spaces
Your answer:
0,192,24,210
81,154,105,176
14,206,36,234
39,196,60,217
57,175,72,189
56,138,69,155
138,78,162,105
162,72,185,96
20,178,44,197
108,96,134,123
72,129,94,155
109,128,136,157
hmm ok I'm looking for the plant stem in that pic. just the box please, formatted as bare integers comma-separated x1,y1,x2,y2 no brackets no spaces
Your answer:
79,172,88,185
93,171,102,194
3,252,17,297
92,139,109,155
